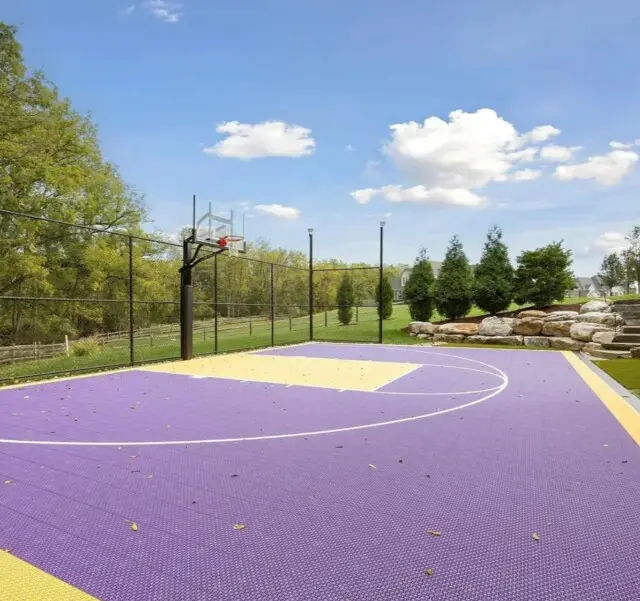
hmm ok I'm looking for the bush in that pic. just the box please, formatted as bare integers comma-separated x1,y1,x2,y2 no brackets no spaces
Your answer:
70,338,101,357
514,242,574,306
404,249,435,321
376,276,394,320
473,226,514,315
336,274,355,325
433,235,474,320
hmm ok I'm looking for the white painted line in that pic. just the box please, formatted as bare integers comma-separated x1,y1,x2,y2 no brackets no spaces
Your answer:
0,347,509,447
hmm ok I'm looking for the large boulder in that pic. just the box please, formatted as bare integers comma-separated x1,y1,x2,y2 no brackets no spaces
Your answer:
592,330,616,345
576,312,623,327
416,333,432,340
549,337,584,351
518,310,548,319
484,335,523,346
478,316,515,337
437,323,479,336
513,318,544,336
580,300,611,314
419,322,438,335
544,311,580,322
408,322,424,334
433,333,466,343
523,336,550,348
631,348,640,359
466,335,491,344
582,342,603,355
542,320,576,337
570,322,613,342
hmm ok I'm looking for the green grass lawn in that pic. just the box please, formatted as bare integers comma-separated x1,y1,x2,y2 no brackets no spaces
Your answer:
593,358,640,398
3,295,639,385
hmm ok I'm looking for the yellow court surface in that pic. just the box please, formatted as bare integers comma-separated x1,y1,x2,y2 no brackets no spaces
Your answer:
141,352,421,392
0,550,99,601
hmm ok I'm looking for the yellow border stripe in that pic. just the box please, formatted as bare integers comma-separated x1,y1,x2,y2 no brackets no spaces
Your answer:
562,351,640,445
0,550,100,600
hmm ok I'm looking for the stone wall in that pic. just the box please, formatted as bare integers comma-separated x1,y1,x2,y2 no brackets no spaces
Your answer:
407,300,623,355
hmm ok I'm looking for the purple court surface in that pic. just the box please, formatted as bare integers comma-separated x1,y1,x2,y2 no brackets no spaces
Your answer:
1,342,639,600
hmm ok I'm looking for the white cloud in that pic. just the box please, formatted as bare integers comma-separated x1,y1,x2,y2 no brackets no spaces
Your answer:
609,140,634,150
350,188,378,205
351,185,486,207
254,204,301,220
346,144,355,152
144,1,183,23
554,150,638,186
507,168,543,182
539,144,582,162
582,231,632,256
121,4,135,16
525,125,561,143
204,121,315,159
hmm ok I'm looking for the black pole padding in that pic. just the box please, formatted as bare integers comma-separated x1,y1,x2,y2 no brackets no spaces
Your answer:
180,284,193,360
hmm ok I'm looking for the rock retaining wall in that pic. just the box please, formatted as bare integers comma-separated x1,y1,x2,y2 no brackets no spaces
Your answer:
407,301,623,356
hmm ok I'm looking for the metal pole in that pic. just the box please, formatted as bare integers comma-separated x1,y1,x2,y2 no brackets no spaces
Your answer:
270,263,275,346
191,194,197,241
308,229,314,341
214,253,219,354
128,236,135,365
379,222,385,344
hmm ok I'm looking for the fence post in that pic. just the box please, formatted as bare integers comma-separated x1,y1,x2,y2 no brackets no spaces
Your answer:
325,311,328,327
128,236,135,365
289,316,292,331
308,229,314,341
180,239,194,360
249,318,253,336
270,263,275,346
356,305,359,324
378,222,385,344
214,253,219,354
65,335,70,357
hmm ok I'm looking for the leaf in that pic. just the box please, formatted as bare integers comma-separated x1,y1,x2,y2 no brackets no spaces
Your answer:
427,530,441,537
532,533,540,541
233,523,246,531
4,480,13,485
424,568,434,576
368,464,377,470
131,522,138,532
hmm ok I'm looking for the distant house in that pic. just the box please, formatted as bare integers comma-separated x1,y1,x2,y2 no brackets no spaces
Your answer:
390,262,442,302
566,276,639,298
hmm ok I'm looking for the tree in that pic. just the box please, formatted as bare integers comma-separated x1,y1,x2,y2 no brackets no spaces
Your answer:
513,242,574,307
336,274,355,325
433,235,474,320
625,226,640,289
403,249,435,321
376,275,394,320
620,248,636,294
473,226,514,315
598,253,625,297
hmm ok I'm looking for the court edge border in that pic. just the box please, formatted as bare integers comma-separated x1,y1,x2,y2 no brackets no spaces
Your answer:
562,351,640,445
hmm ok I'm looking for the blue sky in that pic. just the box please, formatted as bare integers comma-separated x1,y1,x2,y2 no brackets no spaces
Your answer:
5,0,640,273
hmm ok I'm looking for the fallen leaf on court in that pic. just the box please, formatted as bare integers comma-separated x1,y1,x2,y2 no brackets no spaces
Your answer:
427,530,442,537
532,533,540,541
4,480,13,485
603,444,609,447
368,464,377,470
130,455,137,459
130,406,136,410
233,524,246,531
146,474,153,479
424,568,434,576
131,522,139,532
230,474,239,478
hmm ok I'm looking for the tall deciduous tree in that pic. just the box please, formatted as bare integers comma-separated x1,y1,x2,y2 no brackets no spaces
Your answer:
433,236,474,320
598,253,625,297
473,226,514,315
620,248,636,294
403,249,435,322
513,242,574,307
376,275,394,320
625,226,640,288
336,274,354,325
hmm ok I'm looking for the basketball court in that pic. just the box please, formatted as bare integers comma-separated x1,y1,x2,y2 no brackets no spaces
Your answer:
1,342,639,600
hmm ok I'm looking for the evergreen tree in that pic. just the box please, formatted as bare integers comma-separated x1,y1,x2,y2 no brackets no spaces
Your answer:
473,226,514,315
376,275,394,320
513,242,574,306
433,236,474,320
336,274,355,325
404,249,435,322
598,253,625,297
